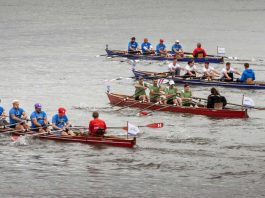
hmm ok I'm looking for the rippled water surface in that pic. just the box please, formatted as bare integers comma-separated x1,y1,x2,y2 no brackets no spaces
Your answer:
1,0,265,197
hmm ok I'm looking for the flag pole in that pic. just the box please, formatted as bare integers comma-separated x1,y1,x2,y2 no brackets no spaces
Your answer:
241,94,244,109
127,121,128,139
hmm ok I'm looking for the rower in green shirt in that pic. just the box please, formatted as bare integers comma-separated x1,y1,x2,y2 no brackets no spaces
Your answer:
165,80,182,106
149,79,161,103
134,76,148,102
180,84,194,106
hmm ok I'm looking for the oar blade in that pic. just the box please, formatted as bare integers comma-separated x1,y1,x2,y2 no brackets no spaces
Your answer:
137,111,150,116
146,123,164,128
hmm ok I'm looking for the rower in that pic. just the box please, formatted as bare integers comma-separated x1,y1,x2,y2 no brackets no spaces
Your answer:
30,103,50,133
156,39,167,56
207,87,227,109
168,58,183,76
89,111,107,136
9,100,29,131
134,76,148,102
202,61,220,80
52,107,75,136
237,63,255,84
192,42,207,58
128,37,140,54
220,62,240,82
180,84,196,107
171,40,184,57
141,38,153,55
0,100,9,127
149,79,161,103
165,80,182,106
184,60,199,77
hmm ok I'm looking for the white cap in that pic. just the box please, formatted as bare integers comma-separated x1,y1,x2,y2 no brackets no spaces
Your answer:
175,40,180,43
12,99,19,104
169,80,175,85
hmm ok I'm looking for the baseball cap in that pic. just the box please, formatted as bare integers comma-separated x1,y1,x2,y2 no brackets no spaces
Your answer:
175,40,180,43
169,80,175,85
160,39,164,42
184,83,189,87
34,103,42,109
58,107,66,114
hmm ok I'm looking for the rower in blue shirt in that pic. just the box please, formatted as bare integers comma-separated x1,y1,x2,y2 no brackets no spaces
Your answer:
30,103,50,133
238,63,255,83
0,100,9,127
171,40,184,56
128,37,139,54
141,38,153,55
9,100,29,131
156,39,167,56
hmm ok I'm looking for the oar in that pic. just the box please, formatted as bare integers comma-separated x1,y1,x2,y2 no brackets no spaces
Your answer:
0,119,29,129
137,94,179,116
192,96,265,110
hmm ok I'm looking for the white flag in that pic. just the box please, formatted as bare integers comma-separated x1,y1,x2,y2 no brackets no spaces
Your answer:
217,47,226,55
128,123,140,136
243,96,255,108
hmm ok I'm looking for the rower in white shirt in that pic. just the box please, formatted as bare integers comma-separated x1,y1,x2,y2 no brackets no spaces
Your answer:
219,62,240,81
202,61,220,80
168,58,184,76
184,60,200,77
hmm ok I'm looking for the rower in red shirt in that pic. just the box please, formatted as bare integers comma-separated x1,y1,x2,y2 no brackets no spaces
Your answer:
89,111,107,136
192,42,207,58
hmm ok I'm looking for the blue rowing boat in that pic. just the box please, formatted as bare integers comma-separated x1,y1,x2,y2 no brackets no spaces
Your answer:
105,45,224,64
132,69,265,90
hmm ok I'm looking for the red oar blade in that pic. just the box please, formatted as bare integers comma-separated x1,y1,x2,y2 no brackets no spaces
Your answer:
122,127,128,131
137,111,150,116
146,123,164,128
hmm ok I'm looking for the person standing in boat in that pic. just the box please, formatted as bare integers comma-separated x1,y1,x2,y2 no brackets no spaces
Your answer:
0,101,9,127
165,80,182,106
89,111,107,136
184,60,200,77
156,39,168,56
207,87,227,109
202,61,220,80
30,103,50,133
171,40,184,57
149,79,162,103
52,107,75,136
168,58,184,76
237,63,255,83
134,76,149,102
9,100,29,131
141,38,153,55
220,62,241,82
128,37,140,54
192,43,207,58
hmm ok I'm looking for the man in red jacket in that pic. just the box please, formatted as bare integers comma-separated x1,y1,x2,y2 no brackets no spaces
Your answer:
192,43,207,58
89,111,107,136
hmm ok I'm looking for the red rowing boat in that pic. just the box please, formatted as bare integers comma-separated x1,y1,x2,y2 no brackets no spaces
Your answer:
107,92,248,119
0,128,136,148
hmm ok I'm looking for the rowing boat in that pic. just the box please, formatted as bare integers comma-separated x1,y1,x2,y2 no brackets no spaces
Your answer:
107,92,248,119
133,69,265,90
105,45,224,64
0,128,136,148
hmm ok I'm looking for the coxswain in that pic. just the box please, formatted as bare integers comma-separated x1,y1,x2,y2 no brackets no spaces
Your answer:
89,111,107,136
156,39,167,56
141,38,153,55
168,58,184,76
9,100,29,131
207,87,227,109
128,37,139,54
202,61,220,80
149,79,161,103
0,100,9,127
192,42,207,58
180,84,195,107
30,103,50,133
52,107,75,136
134,76,148,102
184,60,199,77
220,62,240,82
171,40,184,57
165,80,182,106
238,63,255,83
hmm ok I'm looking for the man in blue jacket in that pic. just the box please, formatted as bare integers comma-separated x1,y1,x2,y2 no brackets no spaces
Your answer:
238,63,255,83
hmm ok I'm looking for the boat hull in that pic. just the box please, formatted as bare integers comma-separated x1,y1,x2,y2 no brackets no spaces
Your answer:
133,70,265,90
107,93,248,119
106,49,224,64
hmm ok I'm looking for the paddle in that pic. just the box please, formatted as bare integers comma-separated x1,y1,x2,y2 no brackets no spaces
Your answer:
192,96,265,110
137,93,179,116
0,119,29,129
71,122,164,131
